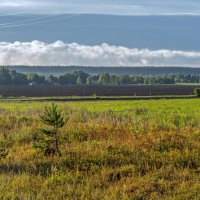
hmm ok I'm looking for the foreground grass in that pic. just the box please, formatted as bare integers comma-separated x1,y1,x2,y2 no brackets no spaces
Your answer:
0,99,200,199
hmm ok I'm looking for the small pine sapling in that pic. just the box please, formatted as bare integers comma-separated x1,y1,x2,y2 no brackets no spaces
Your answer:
34,103,67,157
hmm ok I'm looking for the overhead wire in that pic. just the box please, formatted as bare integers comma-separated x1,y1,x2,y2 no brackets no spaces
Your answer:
0,14,57,26
0,12,26,17
0,14,82,28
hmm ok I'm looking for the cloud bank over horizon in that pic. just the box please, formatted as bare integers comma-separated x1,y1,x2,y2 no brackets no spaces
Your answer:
0,41,200,67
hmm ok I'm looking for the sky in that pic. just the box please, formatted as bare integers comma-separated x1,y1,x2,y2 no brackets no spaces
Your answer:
0,0,200,67
0,0,200,16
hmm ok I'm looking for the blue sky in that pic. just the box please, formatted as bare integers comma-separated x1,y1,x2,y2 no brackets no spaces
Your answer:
1,0,200,15
0,1,200,67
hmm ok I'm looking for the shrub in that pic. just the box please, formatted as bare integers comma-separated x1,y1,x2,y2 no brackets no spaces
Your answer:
194,88,200,97
0,148,7,159
102,165,136,182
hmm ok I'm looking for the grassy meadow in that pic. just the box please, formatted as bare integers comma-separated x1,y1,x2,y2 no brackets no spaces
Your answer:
0,99,200,199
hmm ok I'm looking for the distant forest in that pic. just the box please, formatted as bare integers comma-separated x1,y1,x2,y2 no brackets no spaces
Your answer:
7,66,200,76
1,66,200,86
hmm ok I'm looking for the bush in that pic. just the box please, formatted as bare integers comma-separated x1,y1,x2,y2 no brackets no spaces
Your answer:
194,88,200,97
0,148,7,159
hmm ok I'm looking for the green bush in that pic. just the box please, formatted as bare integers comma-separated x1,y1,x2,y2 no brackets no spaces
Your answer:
194,88,200,97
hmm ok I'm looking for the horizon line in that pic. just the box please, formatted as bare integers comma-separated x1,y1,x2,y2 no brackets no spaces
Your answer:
1,12,200,17
3,65,200,68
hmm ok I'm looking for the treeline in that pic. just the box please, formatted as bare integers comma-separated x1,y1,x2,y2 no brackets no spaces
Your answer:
7,66,200,76
1,67,200,86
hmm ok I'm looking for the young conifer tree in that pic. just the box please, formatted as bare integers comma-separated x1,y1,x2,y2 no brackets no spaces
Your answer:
34,103,67,157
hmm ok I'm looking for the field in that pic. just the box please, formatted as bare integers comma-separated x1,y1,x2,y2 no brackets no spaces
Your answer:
0,99,200,199
0,85,199,97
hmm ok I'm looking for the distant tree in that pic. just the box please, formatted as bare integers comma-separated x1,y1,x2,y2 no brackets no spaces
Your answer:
27,73,45,84
86,76,93,85
46,75,58,84
73,71,89,84
33,104,67,157
0,67,12,85
110,74,119,85
98,73,110,85
10,70,28,85
59,73,77,85
133,75,144,84
149,76,156,85
97,74,103,85
119,75,130,85
103,73,110,85
76,76,83,85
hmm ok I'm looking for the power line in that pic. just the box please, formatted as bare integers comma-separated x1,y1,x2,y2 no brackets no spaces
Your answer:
0,14,56,26
0,12,25,17
0,14,82,28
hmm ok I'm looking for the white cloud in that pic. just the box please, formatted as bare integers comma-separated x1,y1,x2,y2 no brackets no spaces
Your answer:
0,40,200,67
0,0,33,8
0,0,200,16
0,3,20,7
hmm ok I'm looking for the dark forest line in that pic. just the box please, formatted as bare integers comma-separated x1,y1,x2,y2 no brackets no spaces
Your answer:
7,66,200,76
1,66,200,86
